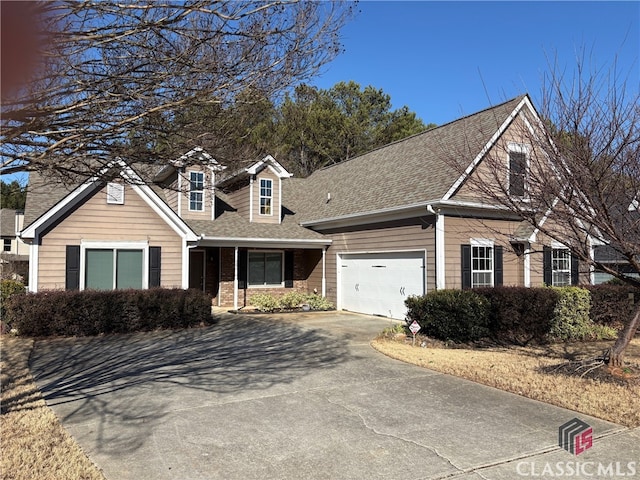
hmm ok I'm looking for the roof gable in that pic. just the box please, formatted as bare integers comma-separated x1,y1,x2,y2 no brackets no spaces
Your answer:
287,95,529,225
21,160,198,241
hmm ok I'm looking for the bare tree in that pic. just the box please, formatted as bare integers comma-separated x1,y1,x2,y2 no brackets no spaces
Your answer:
0,1,354,177
455,54,639,366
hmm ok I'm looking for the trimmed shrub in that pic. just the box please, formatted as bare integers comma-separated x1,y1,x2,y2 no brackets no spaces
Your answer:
547,287,593,341
584,284,638,330
1,279,26,319
474,287,558,345
248,292,334,312
4,288,213,337
405,290,491,343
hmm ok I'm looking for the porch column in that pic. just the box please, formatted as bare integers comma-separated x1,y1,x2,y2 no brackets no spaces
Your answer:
322,247,327,297
233,246,239,310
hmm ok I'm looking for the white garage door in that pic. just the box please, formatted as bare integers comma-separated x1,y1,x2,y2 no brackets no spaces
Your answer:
339,251,425,320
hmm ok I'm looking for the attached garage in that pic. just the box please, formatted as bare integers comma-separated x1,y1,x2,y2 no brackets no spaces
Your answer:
338,251,426,320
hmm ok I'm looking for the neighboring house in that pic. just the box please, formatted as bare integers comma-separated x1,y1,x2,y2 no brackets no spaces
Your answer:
0,208,29,281
20,95,594,319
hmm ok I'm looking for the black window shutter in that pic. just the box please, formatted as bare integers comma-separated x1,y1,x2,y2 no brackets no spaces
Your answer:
284,251,294,288
238,250,247,289
149,246,161,287
571,254,579,285
494,245,503,286
65,245,80,290
543,246,552,286
461,245,471,289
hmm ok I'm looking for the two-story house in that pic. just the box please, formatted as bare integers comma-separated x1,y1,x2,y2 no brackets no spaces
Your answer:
20,95,593,319
1,208,29,281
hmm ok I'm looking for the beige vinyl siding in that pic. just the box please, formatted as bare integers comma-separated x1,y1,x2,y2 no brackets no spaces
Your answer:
322,216,436,305
227,184,250,219
443,216,529,289
163,172,179,214
37,184,183,290
253,170,280,224
453,114,536,202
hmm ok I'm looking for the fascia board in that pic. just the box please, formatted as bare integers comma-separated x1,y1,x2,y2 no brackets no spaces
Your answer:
443,96,532,201
199,236,331,249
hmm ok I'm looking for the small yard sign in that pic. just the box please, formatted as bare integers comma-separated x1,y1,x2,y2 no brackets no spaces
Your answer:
409,320,420,346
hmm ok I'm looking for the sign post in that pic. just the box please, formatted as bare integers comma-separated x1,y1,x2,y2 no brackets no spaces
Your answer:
409,320,420,346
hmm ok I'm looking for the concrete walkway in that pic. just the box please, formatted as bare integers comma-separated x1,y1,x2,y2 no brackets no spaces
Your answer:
30,311,639,480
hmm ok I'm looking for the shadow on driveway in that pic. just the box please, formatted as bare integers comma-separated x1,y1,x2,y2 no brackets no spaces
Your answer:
30,314,351,456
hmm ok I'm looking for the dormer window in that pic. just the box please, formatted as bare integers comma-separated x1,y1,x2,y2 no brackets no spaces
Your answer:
260,178,272,215
508,143,529,198
189,171,204,211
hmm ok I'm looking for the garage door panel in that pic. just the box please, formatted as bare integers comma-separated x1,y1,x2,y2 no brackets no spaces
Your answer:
340,251,425,319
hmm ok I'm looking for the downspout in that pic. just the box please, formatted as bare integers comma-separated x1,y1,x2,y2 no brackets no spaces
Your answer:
249,176,254,223
322,246,327,297
429,205,445,290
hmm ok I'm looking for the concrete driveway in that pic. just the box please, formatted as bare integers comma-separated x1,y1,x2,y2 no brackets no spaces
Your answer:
31,311,639,480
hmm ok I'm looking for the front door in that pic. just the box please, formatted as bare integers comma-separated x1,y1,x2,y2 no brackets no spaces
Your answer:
189,250,205,291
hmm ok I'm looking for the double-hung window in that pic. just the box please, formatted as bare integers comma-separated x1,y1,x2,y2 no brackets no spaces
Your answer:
85,248,144,290
259,179,272,215
189,171,204,211
3,238,11,252
248,251,282,286
551,248,571,286
472,245,494,287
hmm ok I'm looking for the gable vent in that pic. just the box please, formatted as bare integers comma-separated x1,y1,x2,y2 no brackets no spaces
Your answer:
107,182,125,205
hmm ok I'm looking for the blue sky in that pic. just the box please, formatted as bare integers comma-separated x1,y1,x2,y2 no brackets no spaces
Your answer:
311,1,639,126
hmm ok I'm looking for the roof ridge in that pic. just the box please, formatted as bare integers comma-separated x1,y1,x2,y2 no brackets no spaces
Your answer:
312,94,528,175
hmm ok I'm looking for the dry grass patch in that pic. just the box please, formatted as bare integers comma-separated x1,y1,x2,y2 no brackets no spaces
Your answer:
372,335,640,428
1,336,106,480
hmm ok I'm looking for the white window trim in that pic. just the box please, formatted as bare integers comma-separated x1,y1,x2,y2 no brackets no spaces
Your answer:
551,245,572,287
188,171,205,212
259,178,273,216
247,250,284,288
107,182,125,205
470,238,494,288
80,240,149,290
507,142,530,199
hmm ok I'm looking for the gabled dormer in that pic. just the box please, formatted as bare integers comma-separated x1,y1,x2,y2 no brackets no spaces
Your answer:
217,155,292,224
154,147,225,221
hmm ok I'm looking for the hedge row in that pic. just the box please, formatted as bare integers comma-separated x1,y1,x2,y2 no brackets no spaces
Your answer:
405,286,633,345
4,288,213,337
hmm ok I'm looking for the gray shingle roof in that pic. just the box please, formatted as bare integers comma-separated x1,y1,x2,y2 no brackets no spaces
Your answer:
1,209,17,236
285,96,526,224
187,211,328,243
23,171,80,228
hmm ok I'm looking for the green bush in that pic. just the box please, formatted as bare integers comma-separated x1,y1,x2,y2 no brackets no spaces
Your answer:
4,288,213,337
304,294,334,311
405,290,491,343
547,287,592,341
279,291,307,310
0,279,26,319
584,284,638,330
248,292,334,312
474,287,558,345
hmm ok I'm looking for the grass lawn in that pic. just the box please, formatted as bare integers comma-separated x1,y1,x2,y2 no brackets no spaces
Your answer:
0,336,106,480
372,333,640,427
